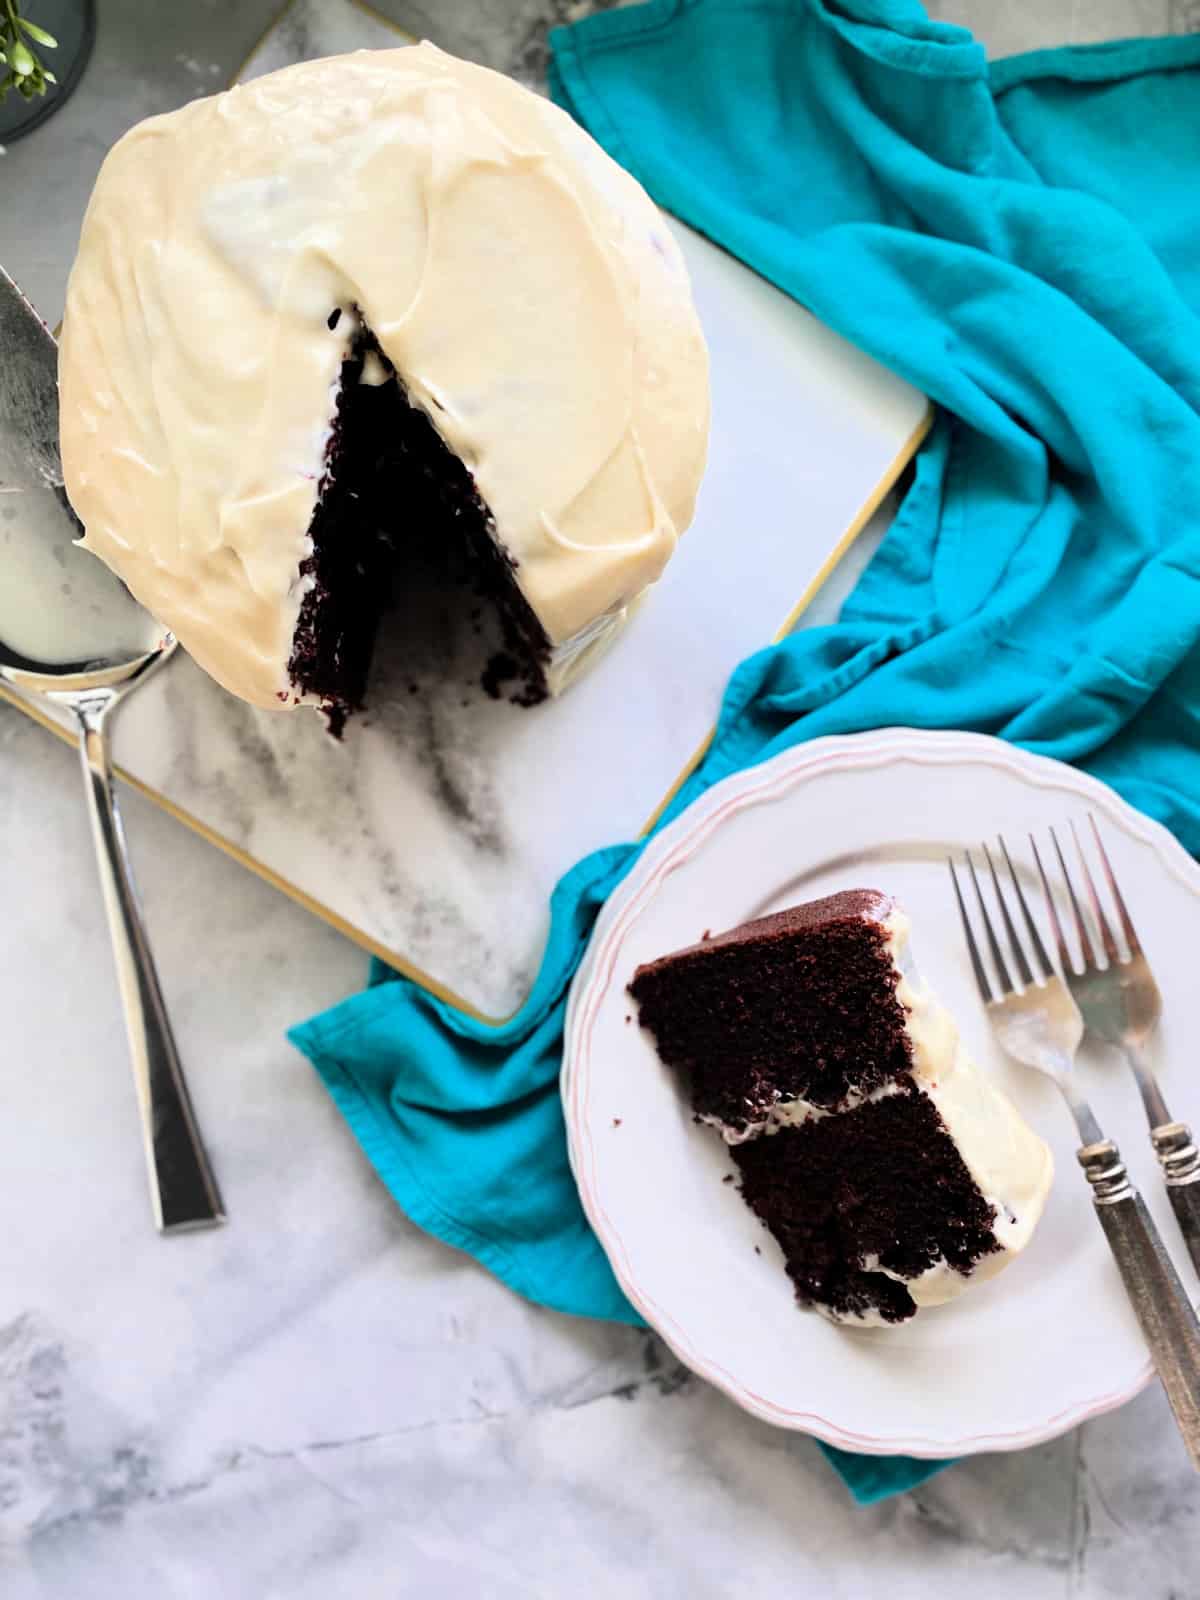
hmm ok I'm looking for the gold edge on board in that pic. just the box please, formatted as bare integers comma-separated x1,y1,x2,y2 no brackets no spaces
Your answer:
636,402,933,839
2,400,940,1024
0,680,493,1024
344,0,419,44
3,403,931,1026
19,13,933,1026
768,405,932,647
233,0,416,88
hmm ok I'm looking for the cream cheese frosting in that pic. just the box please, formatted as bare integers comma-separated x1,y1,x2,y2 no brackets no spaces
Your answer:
885,907,1053,1311
58,44,709,710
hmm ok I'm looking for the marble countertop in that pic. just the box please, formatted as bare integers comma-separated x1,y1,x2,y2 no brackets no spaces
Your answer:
1,2,1197,1594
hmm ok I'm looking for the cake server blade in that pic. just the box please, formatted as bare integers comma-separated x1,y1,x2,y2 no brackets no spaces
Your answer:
0,262,64,494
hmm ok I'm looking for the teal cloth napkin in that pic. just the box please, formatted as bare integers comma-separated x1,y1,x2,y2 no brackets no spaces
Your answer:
291,0,1200,1504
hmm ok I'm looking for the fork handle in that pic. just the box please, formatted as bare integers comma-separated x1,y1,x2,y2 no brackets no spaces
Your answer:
1149,1123,1200,1281
1079,1141,1200,1469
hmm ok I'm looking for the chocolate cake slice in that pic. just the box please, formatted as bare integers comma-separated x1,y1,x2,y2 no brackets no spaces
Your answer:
630,890,1053,1326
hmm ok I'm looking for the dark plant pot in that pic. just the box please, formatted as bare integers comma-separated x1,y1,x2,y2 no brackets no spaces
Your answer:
0,0,95,144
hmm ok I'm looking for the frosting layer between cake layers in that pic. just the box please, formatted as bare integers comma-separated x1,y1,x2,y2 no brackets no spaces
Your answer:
59,43,710,708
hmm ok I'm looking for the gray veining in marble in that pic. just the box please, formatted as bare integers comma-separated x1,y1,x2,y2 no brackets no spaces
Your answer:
3,1,1200,1594
0,46,927,1015
0,707,1196,1596
0,0,931,1017
1,704,1197,1597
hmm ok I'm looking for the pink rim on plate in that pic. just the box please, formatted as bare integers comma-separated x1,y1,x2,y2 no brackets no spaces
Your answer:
563,728,1200,1456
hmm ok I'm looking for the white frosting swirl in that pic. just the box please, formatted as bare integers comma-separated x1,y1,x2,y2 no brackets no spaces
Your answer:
58,44,709,708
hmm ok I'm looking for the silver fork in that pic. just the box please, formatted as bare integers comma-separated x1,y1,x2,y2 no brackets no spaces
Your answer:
950,848,1200,1468
1031,819,1200,1279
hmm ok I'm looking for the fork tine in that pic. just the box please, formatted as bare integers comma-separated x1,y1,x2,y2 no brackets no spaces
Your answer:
966,850,1015,995
999,835,1051,980
1051,825,1098,971
1089,813,1143,956
949,858,994,1004
1070,819,1119,965
1031,833,1074,975
983,842,1033,986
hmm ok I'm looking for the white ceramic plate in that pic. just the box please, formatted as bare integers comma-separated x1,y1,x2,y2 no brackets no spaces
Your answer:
563,728,1200,1457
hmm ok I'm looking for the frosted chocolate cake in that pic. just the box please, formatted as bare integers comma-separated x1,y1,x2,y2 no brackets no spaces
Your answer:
630,890,1053,1325
59,45,709,730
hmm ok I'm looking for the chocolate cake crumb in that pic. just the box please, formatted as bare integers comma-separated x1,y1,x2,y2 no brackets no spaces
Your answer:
482,651,518,700
733,1083,998,1323
630,892,910,1130
287,317,551,729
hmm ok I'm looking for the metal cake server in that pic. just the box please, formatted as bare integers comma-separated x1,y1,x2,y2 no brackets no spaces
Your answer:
0,264,224,1232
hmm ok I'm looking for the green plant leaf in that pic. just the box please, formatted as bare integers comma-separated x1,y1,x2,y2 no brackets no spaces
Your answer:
18,18,57,47
10,38,34,74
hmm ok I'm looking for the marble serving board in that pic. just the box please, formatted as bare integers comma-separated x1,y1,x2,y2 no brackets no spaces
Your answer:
5,216,927,1018
4,0,928,1018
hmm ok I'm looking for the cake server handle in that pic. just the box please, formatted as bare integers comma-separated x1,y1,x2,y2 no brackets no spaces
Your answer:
1079,1139,1200,1470
75,693,225,1232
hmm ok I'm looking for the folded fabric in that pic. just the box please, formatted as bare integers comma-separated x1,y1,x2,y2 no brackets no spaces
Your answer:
291,0,1200,1504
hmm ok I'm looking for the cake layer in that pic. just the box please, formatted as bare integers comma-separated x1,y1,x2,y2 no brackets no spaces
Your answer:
629,890,911,1137
59,44,709,711
732,1081,1001,1325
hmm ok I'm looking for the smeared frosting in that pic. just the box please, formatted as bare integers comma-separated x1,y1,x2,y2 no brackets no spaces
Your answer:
884,906,1053,1310
58,44,709,709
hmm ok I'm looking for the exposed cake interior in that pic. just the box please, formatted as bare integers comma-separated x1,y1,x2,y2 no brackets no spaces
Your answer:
286,318,551,734
629,889,1053,1325
731,1083,1002,1325
630,890,911,1138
